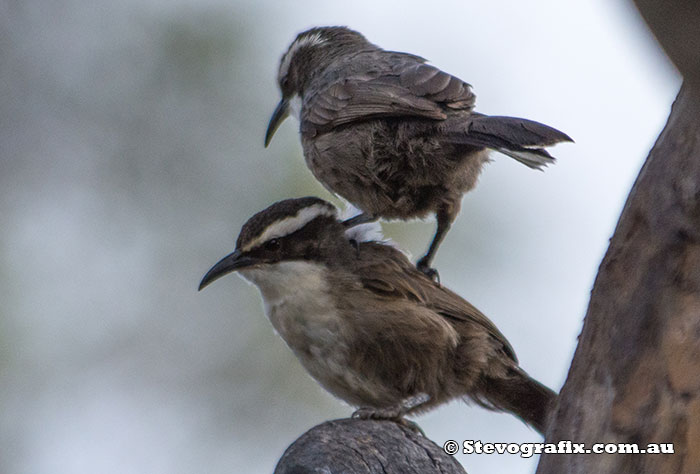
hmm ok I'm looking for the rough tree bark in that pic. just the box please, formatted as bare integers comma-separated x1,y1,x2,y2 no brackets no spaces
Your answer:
274,419,466,474
633,0,700,92
536,83,700,474
537,2,700,472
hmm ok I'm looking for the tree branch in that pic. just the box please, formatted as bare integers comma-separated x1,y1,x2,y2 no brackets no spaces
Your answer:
274,418,466,474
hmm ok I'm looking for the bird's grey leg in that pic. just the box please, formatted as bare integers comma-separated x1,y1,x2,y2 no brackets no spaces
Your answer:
352,392,430,420
416,208,453,281
342,212,378,228
352,393,430,434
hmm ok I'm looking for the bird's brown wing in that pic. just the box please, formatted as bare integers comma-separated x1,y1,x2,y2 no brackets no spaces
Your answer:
304,58,476,132
424,284,517,363
356,243,517,363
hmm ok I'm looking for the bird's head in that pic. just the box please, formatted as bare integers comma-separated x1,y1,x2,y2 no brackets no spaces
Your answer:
199,197,350,291
264,26,371,146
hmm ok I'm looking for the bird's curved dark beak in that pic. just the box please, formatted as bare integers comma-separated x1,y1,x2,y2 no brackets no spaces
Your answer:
264,98,289,147
198,250,255,291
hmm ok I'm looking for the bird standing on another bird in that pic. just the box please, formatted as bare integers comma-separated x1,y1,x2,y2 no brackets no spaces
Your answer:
265,26,572,278
199,197,557,434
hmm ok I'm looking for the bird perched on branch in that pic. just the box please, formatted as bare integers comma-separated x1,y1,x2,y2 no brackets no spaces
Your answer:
265,26,572,278
199,197,556,433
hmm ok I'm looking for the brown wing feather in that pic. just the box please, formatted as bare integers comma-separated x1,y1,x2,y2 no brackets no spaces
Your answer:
306,77,446,128
398,63,475,108
305,56,475,131
354,242,517,362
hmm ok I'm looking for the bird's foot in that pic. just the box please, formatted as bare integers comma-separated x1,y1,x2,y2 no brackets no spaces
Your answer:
416,258,440,284
351,393,430,420
342,212,377,228
352,393,430,435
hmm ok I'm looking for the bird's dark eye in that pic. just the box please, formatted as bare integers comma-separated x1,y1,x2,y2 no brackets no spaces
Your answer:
281,76,289,90
265,238,281,251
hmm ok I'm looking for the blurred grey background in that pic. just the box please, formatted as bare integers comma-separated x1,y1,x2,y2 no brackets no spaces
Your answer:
0,0,680,473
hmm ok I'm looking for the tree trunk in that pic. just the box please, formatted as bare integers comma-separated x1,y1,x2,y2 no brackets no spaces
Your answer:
536,82,700,474
536,1,700,471
633,0,700,92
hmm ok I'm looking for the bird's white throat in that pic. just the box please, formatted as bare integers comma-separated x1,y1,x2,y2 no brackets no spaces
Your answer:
238,261,340,347
239,261,349,386
288,94,302,121
239,261,328,306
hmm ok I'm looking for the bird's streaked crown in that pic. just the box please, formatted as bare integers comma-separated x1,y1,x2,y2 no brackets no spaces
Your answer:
277,26,370,89
237,197,337,252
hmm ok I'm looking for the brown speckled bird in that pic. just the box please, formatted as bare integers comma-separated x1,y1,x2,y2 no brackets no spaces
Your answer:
264,26,572,278
200,198,556,433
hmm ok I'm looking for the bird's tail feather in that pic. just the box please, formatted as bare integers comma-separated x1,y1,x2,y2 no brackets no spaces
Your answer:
498,147,555,170
473,369,557,435
447,114,573,170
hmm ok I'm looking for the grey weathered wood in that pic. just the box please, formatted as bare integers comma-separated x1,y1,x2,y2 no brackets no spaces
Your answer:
633,0,700,92
536,84,700,473
274,418,466,474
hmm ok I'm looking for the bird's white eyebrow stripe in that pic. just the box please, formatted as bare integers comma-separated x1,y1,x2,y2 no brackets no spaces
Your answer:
242,204,337,252
279,32,326,79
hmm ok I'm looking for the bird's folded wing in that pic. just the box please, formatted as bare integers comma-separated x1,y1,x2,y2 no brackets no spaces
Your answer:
425,286,517,363
305,62,475,130
357,244,516,362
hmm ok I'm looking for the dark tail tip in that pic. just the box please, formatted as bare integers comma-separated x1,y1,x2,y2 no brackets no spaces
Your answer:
470,115,574,147
481,370,557,435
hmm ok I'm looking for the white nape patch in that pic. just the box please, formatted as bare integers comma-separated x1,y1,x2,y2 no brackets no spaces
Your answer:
279,32,327,80
340,204,386,244
242,203,337,252
338,203,403,252
288,94,302,121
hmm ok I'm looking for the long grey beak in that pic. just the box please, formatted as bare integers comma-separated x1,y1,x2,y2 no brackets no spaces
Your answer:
264,98,289,147
198,250,255,291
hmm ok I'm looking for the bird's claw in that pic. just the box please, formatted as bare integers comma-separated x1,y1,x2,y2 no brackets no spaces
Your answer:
351,393,430,420
417,260,440,284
